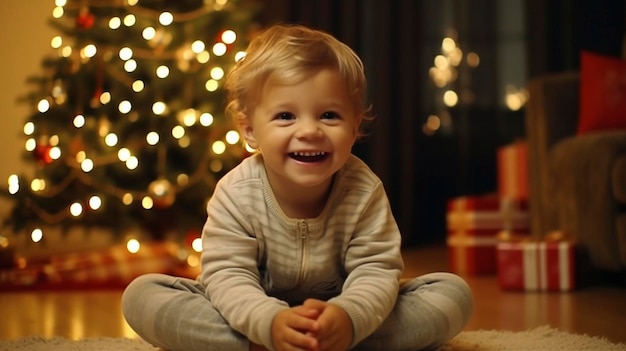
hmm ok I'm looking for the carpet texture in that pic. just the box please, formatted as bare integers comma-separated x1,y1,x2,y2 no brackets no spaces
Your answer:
1,326,625,351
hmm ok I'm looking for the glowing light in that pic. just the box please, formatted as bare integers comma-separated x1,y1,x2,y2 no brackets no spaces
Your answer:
123,14,136,27
442,37,456,53
434,55,449,70
100,92,111,105
205,79,218,92
70,202,83,217
426,115,441,131
8,174,19,194
212,140,226,154
132,80,144,92
52,6,64,19
30,179,46,192
73,115,85,128
142,27,156,40
191,40,205,54
119,47,133,61
25,138,36,152
159,12,174,26
200,112,213,127
172,126,185,139
81,158,94,172
109,17,122,29
119,100,132,114
58,46,72,58
225,130,240,144
124,59,137,72
126,156,139,170
146,132,160,145
212,43,227,56
200,112,214,126
192,237,203,252
467,52,480,67
89,196,102,210
152,102,167,115
55,0,67,6
105,133,118,146
31,228,44,243
118,148,131,161
245,143,256,153
221,30,236,44
51,36,63,49
156,65,170,78
127,0,138,6
76,151,86,163
24,122,35,135
180,109,197,126
443,90,458,107
122,193,133,205
49,135,59,146
49,147,61,160
142,196,154,209
126,239,140,253
81,44,97,58
38,99,50,113
210,67,224,80
197,51,210,63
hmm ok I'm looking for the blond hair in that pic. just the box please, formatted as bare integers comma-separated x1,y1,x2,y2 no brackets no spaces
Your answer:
225,24,371,137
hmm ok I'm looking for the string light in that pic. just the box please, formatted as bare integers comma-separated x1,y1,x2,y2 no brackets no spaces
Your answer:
31,228,44,243
159,12,174,26
126,239,140,253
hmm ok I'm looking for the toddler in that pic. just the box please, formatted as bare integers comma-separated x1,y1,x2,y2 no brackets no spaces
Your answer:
122,24,472,351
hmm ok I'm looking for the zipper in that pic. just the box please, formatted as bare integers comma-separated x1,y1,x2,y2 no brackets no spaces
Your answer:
297,220,309,286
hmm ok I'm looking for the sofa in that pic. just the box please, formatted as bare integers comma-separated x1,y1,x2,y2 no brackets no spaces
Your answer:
525,71,626,273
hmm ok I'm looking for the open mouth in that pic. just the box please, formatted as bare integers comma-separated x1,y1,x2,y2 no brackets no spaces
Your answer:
289,151,329,163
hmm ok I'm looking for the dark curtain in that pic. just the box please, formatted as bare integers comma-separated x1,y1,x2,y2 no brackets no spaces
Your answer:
526,0,626,77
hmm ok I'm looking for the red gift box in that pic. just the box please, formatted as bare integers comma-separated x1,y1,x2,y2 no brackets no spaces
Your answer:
447,194,529,231
446,194,530,275
497,240,576,291
447,229,499,275
497,140,529,200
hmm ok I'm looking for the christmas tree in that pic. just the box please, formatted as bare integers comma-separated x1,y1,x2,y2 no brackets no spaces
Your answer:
4,0,259,242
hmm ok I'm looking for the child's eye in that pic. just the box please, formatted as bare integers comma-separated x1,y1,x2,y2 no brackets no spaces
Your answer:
274,112,294,120
321,111,340,120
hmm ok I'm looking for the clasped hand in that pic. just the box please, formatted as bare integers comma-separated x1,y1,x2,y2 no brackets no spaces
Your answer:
271,298,353,351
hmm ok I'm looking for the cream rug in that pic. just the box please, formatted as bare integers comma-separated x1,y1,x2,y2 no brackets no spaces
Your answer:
1,326,624,351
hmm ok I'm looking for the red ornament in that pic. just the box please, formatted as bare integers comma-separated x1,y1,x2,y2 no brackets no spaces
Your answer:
34,145,53,164
76,7,95,30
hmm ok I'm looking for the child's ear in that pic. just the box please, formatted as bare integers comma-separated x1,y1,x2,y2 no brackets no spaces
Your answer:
238,113,259,149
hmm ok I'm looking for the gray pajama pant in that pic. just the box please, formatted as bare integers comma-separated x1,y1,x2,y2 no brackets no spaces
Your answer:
122,272,472,351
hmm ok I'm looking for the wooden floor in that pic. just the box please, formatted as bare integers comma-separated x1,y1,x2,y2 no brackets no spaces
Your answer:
1,246,625,345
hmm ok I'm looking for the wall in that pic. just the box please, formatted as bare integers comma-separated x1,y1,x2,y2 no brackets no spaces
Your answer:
0,1,53,220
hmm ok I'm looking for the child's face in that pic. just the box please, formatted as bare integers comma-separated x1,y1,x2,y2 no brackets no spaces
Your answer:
241,68,361,190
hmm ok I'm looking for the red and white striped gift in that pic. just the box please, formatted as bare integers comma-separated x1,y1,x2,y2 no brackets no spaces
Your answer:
496,241,576,291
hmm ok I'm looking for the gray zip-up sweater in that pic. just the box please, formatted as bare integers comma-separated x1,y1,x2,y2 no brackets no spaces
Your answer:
200,153,404,349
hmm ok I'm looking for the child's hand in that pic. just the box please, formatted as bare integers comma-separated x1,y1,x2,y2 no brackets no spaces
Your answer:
302,299,353,351
271,305,320,351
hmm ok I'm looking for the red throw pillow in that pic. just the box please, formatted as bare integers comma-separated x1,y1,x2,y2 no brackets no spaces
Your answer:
578,51,626,134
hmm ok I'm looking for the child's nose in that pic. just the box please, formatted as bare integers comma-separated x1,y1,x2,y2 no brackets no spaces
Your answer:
295,119,323,139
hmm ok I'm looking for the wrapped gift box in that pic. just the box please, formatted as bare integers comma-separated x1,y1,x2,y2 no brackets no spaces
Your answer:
446,194,530,275
497,240,576,291
0,241,197,291
498,140,529,200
